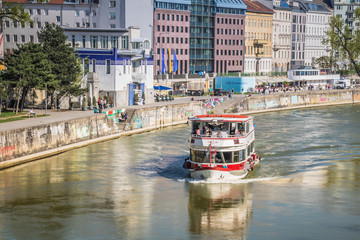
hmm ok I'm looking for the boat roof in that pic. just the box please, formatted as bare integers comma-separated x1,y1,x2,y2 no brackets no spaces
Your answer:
191,114,251,122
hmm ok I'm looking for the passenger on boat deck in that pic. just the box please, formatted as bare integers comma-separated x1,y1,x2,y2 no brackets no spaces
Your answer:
204,126,211,136
216,130,222,137
196,127,201,136
240,130,245,136
235,130,241,137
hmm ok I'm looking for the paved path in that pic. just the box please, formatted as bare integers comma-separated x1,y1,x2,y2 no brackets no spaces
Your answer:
0,96,216,132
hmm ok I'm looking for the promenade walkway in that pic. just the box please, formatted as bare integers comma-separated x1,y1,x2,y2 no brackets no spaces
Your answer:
0,96,213,132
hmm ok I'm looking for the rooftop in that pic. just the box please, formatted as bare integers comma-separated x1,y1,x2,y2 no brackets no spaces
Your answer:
214,0,247,10
242,0,274,14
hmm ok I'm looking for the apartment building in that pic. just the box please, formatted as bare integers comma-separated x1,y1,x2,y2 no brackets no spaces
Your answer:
243,0,274,74
272,1,292,72
153,0,246,75
2,0,153,52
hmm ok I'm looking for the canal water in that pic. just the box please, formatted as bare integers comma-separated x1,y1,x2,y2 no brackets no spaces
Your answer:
0,105,360,240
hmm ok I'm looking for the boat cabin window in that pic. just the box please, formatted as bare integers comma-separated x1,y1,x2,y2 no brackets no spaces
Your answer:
192,121,230,136
192,121,201,134
245,121,250,134
191,149,247,163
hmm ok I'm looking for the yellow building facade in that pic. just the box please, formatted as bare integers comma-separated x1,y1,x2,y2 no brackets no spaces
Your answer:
243,0,274,74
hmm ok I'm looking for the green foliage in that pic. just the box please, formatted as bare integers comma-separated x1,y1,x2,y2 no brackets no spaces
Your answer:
92,96,97,106
38,23,84,99
315,56,333,69
324,11,360,77
0,2,32,24
2,42,53,112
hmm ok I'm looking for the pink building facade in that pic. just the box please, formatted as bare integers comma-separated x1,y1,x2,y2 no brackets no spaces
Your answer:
153,9,190,75
214,13,246,73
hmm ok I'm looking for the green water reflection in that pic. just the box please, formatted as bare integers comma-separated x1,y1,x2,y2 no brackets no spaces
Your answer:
0,105,359,240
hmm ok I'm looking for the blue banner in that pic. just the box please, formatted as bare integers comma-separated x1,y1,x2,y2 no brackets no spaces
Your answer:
161,48,166,74
173,49,178,73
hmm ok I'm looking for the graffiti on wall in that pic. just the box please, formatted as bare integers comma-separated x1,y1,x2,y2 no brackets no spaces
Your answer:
0,146,15,160
202,97,228,109
291,96,298,105
328,95,342,103
265,99,279,108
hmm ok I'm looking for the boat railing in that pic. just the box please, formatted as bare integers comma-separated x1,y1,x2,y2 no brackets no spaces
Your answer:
190,133,246,138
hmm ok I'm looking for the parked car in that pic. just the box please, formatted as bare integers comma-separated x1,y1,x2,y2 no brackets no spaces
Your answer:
214,89,230,96
187,90,204,96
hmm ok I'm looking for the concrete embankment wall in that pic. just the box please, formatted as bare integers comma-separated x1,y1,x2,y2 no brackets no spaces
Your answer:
223,89,360,113
0,102,206,169
1,90,360,169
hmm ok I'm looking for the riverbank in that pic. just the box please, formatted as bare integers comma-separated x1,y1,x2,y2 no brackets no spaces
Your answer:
1,89,359,170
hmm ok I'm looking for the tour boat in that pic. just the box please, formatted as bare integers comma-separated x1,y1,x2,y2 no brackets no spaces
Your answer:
183,114,260,180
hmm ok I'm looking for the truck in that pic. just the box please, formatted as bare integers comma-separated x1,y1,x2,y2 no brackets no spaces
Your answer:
334,79,351,89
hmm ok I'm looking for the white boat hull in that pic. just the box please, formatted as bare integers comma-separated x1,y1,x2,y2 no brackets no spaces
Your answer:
190,169,249,180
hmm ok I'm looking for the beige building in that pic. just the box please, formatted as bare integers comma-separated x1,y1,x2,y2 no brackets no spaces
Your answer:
243,0,274,74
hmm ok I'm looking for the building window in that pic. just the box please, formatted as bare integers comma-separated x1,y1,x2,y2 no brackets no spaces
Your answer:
30,35,34,43
109,12,116,20
157,13,160,20
71,35,75,47
13,21,17,28
13,35,18,43
109,1,116,7
5,35,10,42
21,35,25,42
37,22,41,28
29,9,33,15
100,36,108,48
44,9,49,15
37,9,41,15
85,10,90,16
111,36,118,48
90,36,98,48
110,24,116,28
56,16,61,22
82,36,86,48
75,10,80,16
5,21,9,28
121,36,129,49
76,22,80,27
106,60,111,74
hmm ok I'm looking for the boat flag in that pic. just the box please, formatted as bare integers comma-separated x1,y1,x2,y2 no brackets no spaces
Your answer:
161,48,166,74
168,48,172,74
173,49,178,73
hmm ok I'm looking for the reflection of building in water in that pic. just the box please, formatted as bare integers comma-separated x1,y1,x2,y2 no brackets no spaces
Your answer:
188,183,252,238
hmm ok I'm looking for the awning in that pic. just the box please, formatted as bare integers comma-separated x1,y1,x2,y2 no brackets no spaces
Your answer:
154,85,172,90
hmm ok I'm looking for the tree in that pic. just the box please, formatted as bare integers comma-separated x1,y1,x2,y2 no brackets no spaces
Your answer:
38,23,84,108
324,10,360,77
0,2,31,24
315,56,333,69
2,43,53,114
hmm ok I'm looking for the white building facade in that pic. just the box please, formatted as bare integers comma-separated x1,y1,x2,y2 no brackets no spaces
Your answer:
2,0,153,52
302,1,332,67
272,2,292,72
64,27,154,107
